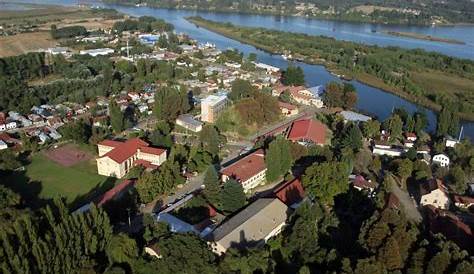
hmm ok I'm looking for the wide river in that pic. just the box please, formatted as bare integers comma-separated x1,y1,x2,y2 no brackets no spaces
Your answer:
7,0,474,140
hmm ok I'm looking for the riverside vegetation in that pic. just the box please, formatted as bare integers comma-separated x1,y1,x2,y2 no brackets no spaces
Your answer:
188,16,474,121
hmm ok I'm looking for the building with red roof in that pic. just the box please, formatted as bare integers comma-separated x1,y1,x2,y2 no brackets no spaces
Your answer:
96,138,167,178
221,149,266,192
424,205,474,252
271,178,305,207
453,194,474,209
287,118,327,146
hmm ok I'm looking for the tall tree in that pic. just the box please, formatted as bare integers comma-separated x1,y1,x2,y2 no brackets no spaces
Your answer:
200,125,221,157
203,165,221,206
220,179,246,213
265,137,293,182
302,161,349,205
282,65,305,86
109,100,125,133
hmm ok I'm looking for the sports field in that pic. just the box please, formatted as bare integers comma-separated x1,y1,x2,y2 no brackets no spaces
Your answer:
4,144,115,206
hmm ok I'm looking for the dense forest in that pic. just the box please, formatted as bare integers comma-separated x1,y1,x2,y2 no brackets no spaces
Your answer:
188,17,474,121
104,0,474,24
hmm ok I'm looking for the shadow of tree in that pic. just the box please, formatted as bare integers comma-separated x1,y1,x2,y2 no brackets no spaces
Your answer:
0,170,52,208
69,176,117,210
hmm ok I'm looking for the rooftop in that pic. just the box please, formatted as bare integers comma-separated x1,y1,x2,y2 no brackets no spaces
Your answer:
272,178,305,206
208,198,290,250
340,111,372,122
288,119,327,145
201,94,227,107
221,149,266,183
98,138,165,164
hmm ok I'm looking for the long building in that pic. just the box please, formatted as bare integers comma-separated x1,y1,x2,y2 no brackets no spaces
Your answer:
220,149,266,193
207,198,290,254
96,138,166,178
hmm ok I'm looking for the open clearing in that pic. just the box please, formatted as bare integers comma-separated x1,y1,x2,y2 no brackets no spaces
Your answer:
0,32,57,57
3,144,114,206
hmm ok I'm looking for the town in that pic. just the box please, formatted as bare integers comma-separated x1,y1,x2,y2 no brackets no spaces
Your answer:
1,4,474,274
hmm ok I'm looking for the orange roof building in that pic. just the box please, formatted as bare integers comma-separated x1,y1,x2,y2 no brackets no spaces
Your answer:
287,118,327,146
221,149,266,192
96,138,166,178
271,178,305,207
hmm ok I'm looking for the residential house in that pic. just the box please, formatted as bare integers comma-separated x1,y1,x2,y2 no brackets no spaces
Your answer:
96,138,167,178
79,48,114,57
207,198,291,254
0,140,8,150
201,94,228,123
405,132,417,142
453,195,474,209
419,179,450,209
221,149,266,193
288,86,324,107
287,119,327,146
278,102,299,117
176,114,203,132
253,62,280,74
432,153,450,167
350,175,377,194
445,137,459,148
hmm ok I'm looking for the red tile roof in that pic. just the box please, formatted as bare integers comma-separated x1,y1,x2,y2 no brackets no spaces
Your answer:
139,146,166,156
353,175,377,190
272,178,305,206
97,179,135,206
278,101,297,110
98,139,123,148
221,149,266,183
134,159,159,170
453,195,474,206
424,205,474,251
288,119,327,145
101,138,150,163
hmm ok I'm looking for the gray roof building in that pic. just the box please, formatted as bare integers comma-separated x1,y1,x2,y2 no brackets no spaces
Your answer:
207,198,291,254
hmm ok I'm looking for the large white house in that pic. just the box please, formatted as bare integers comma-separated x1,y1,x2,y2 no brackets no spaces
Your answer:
432,153,450,167
419,179,450,210
96,138,166,178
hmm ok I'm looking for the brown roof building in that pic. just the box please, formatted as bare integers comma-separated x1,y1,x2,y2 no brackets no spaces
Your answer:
221,149,266,193
287,119,327,146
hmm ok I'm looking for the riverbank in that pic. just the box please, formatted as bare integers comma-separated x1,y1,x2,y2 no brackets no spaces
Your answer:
384,31,466,45
104,0,472,26
187,16,474,121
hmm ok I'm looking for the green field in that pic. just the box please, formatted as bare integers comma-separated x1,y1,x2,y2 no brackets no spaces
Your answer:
4,149,115,207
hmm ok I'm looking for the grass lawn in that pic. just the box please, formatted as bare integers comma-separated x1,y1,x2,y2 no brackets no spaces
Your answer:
4,148,115,208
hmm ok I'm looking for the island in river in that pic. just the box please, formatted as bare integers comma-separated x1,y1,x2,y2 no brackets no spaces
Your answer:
187,16,474,121
384,31,466,45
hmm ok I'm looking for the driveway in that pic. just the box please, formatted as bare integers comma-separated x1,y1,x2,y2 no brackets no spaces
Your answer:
389,175,422,223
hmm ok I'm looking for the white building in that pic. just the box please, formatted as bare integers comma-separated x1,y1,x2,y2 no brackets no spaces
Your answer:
372,146,403,157
201,93,228,123
432,153,450,167
79,48,114,57
420,179,450,210
445,137,459,148
253,62,280,74
0,140,8,150
176,114,203,132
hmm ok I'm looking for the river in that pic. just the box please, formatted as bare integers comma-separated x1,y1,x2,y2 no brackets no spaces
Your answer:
7,0,474,140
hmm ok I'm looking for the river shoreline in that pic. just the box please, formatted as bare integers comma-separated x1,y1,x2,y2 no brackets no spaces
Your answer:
187,17,474,122
104,1,474,27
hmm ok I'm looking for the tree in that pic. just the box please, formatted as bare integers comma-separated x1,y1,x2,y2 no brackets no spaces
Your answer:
447,166,467,194
60,119,91,143
323,82,357,109
282,65,305,85
107,233,138,266
229,79,254,101
395,159,413,188
203,165,221,206
154,86,190,121
0,185,20,208
0,149,21,171
302,161,349,205
220,179,246,213
135,172,157,204
266,136,293,182
109,100,125,133
363,120,381,139
341,124,363,152
200,125,221,157
384,114,403,140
